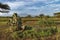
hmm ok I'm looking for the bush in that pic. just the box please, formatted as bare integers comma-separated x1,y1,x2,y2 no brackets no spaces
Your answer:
2,25,57,40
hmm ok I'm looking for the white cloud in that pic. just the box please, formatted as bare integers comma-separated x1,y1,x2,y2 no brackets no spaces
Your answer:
0,0,60,16
27,7,40,9
38,3,60,15
5,1,26,9
32,0,47,2
5,1,33,10
54,0,60,1
4,0,60,10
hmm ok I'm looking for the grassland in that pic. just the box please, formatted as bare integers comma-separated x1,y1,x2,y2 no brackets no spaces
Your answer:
0,16,59,40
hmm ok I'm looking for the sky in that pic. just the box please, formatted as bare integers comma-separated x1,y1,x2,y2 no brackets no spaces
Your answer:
0,0,60,16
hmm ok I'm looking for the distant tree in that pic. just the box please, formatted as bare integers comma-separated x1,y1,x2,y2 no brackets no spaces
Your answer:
0,3,10,13
54,12,60,16
39,14,44,18
35,16,39,18
45,15,50,18
54,12,60,18
39,14,44,16
26,15,32,17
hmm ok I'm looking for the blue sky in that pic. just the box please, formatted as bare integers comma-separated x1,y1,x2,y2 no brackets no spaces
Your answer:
0,0,60,16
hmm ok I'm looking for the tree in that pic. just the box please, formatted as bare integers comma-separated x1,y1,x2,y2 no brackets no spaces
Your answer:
46,15,50,18
0,3,10,13
35,16,39,18
39,14,44,18
54,12,60,16
54,12,60,18
25,15,32,17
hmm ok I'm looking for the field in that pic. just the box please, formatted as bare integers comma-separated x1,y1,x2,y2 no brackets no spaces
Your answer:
0,14,60,40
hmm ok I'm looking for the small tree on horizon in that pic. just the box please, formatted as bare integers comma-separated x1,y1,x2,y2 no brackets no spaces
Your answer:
0,3,10,13
39,14,45,18
25,15,32,17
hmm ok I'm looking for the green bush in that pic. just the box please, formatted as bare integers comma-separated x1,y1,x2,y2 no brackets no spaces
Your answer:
4,25,57,40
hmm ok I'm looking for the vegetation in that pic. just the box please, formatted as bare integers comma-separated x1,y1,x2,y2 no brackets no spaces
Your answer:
0,12,60,40
1,25,57,40
0,15,58,40
0,3,10,13
0,2,60,40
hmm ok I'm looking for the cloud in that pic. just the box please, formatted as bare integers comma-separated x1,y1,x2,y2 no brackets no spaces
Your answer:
39,3,60,15
5,1,26,9
0,0,60,16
